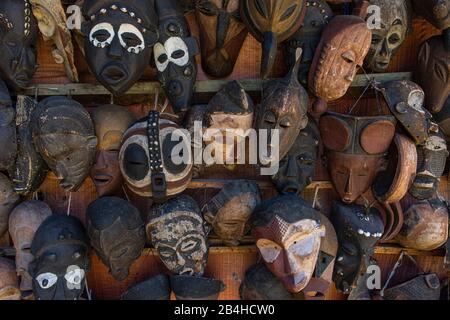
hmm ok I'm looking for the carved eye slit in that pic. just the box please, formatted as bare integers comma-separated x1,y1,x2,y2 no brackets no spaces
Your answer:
341,51,355,64
254,0,269,19
198,1,219,15
371,35,382,45
171,49,186,60
279,118,292,128
264,111,276,124
158,53,168,64
435,61,449,83
388,33,401,45
280,4,297,22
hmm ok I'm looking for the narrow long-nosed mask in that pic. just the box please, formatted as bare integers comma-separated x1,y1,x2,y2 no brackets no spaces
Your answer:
0,80,17,172
147,194,208,276
90,105,135,197
81,0,158,96
154,0,199,114
411,0,450,30
195,0,247,78
271,119,319,195
320,112,396,204
29,215,90,300
416,35,450,114
0,173,19,237
285,0,333,85
203,180,261,246
251,194,325,293
240,0,306,79
0,258,20,300
0,0,38,90
9,200,52,292
31,96,98,192
331,202,384,294
86,197,146,281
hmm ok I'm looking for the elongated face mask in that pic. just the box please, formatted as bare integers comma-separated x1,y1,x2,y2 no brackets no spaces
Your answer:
90,105,135,197
82,0,158,96
0,80,17,172
412,0,450,30
252,194,325,293
147,195,208,276
0,173,19,237
0,0,38,90
0,258,20,300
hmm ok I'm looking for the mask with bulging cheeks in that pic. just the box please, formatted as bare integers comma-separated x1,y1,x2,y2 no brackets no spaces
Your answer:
251,194,325,293
154,0,199,114
147,194,208,276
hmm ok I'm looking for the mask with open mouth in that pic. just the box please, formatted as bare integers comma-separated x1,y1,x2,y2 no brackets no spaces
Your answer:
86,197,146,281
81,0,158,96
251,194,325,293
146,194,208,276
0,173,19,237
0,79,17,172
411,0,450,30
31,96,98,192
0,258,20,300
0,0,38,90
154,0,199,114
90,105,135,197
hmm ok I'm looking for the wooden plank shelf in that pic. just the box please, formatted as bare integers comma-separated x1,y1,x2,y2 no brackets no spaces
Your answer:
188,179,334,190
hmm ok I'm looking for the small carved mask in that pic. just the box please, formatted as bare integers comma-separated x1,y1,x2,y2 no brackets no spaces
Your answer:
154,0,199,114
90,105,135,197
309,15,372,102
147,194,208,276
203,180,262,246
331,202,384,294
0,80,17,172
0,173,19,237
121,274,171,300
320,112,396,204
170,275,225,300
0,258,20,300
81,0,159,96
0,0,38,90
8,200,52,292
416,35,450,114
86,197,146,281
271,119,319,195
251,194,325,293
31,96,98,192
412,0,450,30
195,0,248,78
29,215,90,300
285,0,333,85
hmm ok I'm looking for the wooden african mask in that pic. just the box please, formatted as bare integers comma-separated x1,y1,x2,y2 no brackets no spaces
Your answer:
412,0,450,30
196,0,248,78
364,0,411,72
0,173,19,237
0,79,17,172
240,0,307,78
90,105,135,197
0,258,20,300
416,35,450,114
170,275,225,300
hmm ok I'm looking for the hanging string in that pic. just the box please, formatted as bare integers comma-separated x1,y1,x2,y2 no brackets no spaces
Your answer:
32,191,38,200
312,185,320,210
110,93,114,105
122,185,130,202
380,251,405,296
66,192,72,216
154,87,160,111
34,87,39,101
160,97,169,114
84,277,92,301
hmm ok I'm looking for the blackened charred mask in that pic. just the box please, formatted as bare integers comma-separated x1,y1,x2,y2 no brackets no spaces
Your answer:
0,0,38,90
412,0,450,30
271,119,319,195
170,275,225,300
146,194,208,276
0,173,19,237
86,197,146,281
154,0,199,114
31,96,98,192
29,215,90,300
81,0,159,96
0,79,17,172
121,274,171,300
285,0,333,85
251,194,325,293
330,202,384,294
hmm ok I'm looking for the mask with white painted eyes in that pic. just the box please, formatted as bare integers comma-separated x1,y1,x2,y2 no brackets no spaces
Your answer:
251,194,325,293
146,195,208,276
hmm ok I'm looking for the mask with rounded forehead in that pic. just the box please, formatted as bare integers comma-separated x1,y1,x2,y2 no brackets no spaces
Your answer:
416,35,450,114
364,0,411,72
0,258,20,300
0,80,17,172
31,96,98,192
0,173,19,237
0,0,38,90
147,194,208,276
412,0,450,30
81,0,158,96
251,194,325,293
9,200,52,291
90,105,135,197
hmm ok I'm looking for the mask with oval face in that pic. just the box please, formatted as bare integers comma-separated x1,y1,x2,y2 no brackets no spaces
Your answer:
147,194,208,276
90,105,135,197
0,79,17,172
412,0,450,30
320,112,396,204
0,0,38,90
364,0,411,72
0,258,20,300
0,173,19,237
29,215,90,300
251,194,325,293
86,197,146,281
154,0,199,114
81,0,158,96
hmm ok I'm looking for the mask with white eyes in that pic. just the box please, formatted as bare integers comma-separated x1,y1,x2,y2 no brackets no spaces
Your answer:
146,195,208,276
251,194,325,293
154,0,199,114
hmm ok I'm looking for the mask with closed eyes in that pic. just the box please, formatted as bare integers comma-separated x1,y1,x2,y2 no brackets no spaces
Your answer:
411,0,450,30
0,173,19,237
81,0,158,96
320,112,396,204
146,194,208,276
251,194,325,293
86,197,146,281
0,0,38,90
29,215,90,300
0,79,17,172
154,0,199,114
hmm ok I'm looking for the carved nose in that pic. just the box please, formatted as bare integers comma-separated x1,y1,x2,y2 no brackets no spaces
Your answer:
434,1,449,19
